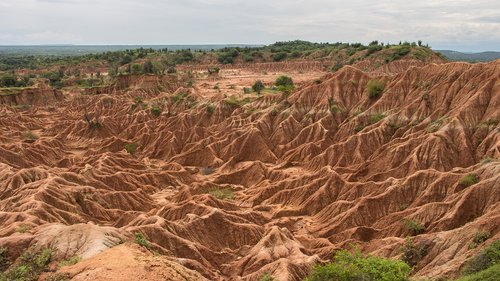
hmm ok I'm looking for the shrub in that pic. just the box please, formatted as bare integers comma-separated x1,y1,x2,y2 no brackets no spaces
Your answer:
16,224,32,233
470,231,491,249
366,79,385,99
143,60,154,74
134,232,151,249
259,272,276,281
459,174,479,187
275,75,294,88
208,67,220,75
0,247,53,281
462,240,500,275
252,80,265,94
124,142,139,155
370,113,386,124
206,104,215,114
0,247,9,271
331,62,343,72
131,63,142,74
272,52,288,62
404,219,425,236
304,249,411,281
400,238,428,267
58,256,81,268
151,106,162,117
456,263,500,281
23,131,39,141
243,87,252,94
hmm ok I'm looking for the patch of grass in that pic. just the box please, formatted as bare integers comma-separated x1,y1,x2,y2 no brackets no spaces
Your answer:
171,91,188,104
124,142,139,155
304,249,411,281
481,157,498,164
369,113,386,124
134,232,151,250
46,273,71,281
459,174,479,188
58,256,81,268
224,96,251,108
366,79,385,99
259,272,277,281
404,219,425,236
23,131,39,141
208,188,234,200
16,224,32,233
355,124,366,133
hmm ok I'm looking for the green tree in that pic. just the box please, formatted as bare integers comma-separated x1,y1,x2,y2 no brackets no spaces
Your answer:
275,75,293,87
143,60,154,74
252,80,265,94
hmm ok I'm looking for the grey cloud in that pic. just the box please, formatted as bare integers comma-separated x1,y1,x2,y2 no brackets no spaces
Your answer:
0,0,498,51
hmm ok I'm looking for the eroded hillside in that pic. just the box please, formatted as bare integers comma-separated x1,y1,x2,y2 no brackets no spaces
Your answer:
0,59,499,281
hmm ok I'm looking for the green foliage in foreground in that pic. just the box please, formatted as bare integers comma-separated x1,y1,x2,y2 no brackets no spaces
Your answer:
304,249,411,281
0,247,53,281
456,263,500,281
461,240,500,275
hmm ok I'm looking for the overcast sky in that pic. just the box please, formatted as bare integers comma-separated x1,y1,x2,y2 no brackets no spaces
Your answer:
0,0,499,51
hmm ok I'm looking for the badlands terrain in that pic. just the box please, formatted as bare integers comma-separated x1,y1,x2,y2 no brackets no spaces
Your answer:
0,42,499,280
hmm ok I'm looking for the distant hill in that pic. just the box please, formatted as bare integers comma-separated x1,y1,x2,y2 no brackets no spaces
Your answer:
0,45,263,56
436,50,500,62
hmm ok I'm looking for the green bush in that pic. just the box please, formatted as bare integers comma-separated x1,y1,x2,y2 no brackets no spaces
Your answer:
366,79,385,99
0,247,9,271
206,104,215,114
259,272,276,281
400,238,428,267
462,240,500,275
272,52,288,62
275,76,293,88
0,247,53,281
404,219,425,236
459,174,479,187
304,249,411,281
252,80,265,94
134,232,151,250
58,256,81,268
151,106,162,117
457,263,500,281
125,142,139,155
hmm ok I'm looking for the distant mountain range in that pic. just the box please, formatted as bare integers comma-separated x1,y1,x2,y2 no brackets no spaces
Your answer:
436,50,500,62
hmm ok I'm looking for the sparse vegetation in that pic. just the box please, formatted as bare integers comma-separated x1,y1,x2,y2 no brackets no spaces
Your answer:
366,79,385,99
16,224,32,233
151,106,162,117
208,188,234,200
58,256,81,268
404,219,425,236
22,131,39,141
206,104,215,114
461,240,500,276
224,96,251,108
0,247,9,271
124,142,139,155
459,173,479,188
0,247,53,281
259,272,277,281
134,232,151,249
400,238,428,267
304,249,411,281
275,75,294,88
470,231,491,249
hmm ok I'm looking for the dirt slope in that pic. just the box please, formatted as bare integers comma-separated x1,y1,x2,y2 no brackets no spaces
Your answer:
0,60,499,281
